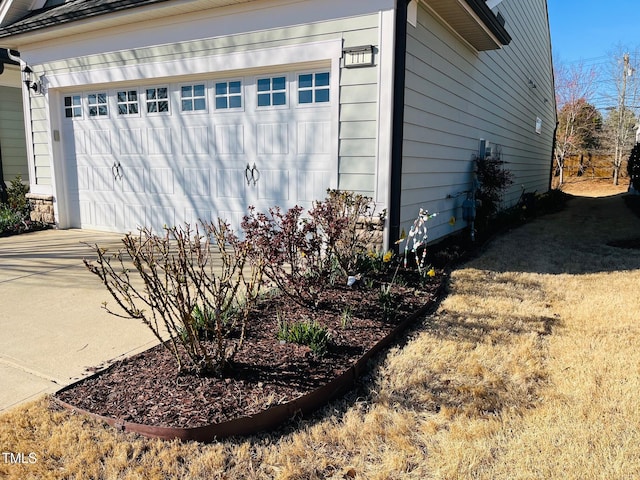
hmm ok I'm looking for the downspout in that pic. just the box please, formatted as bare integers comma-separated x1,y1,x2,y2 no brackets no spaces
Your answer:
550,121,558,191
0,138,6,203
0,49,21,203
388,0,410,248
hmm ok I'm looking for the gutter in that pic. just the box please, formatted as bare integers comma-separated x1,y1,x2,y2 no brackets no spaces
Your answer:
0,47,20,74
464,0,511,45
388,0,410,248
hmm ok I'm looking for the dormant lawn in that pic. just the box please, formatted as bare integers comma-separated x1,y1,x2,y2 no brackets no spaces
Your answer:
2,180,639,479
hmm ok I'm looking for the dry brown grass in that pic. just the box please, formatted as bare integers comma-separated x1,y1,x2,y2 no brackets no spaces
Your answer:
2,181,640,479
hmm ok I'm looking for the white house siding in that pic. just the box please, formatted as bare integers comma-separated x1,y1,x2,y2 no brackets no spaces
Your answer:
0,83,27,181
17,0,394,229
401,0,555,241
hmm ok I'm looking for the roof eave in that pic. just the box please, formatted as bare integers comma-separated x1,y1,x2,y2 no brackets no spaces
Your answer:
0,0,259,45
420,0,511,51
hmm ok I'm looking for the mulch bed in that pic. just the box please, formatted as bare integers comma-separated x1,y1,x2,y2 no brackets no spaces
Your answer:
55,273,442,429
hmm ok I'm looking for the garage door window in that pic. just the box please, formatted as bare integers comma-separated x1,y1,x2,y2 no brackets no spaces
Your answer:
64,95,82,118
181,84,206,112
88,93,109,117
257,76,286,107
117,90,139,116
298,72,330,104
215,80,242,110
146,87,169,114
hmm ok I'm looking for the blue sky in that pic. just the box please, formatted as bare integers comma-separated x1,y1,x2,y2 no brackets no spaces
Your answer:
547,0,639,109
548,0,639,64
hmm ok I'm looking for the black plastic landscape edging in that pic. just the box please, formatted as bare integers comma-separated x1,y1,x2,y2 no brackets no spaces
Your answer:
53,295,440,443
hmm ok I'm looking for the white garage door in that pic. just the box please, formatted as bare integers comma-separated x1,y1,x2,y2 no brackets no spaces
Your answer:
62,69,334,234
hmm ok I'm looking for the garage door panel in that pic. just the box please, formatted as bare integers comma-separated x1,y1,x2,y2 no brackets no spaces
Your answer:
181,125,209,155
147,168,175,194
215,124,244,154
184,207,213,226
121,166,145,193
297,121,331,154
121,203,146,232
297,170,331,203
257,123,288,155
79,200,92,226
257,169,289,201
149,205,175,233
216,168,246,198
74,131,87,155
148,127,173,155
77,165,91,190
88,129,112,155
93,166,115,192
183,168,211,196
94,201,116,228
119,128,144,155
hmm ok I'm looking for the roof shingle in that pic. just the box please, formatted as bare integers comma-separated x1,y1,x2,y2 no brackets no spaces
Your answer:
0,0,171,37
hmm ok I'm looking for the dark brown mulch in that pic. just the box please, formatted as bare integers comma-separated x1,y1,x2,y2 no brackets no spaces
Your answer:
55,273,442,429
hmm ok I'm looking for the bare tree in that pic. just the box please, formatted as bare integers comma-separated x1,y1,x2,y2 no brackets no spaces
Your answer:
554,61,599,186
604,50,640,184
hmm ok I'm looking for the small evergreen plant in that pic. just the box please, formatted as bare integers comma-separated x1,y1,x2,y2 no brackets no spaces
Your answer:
627,143,640,191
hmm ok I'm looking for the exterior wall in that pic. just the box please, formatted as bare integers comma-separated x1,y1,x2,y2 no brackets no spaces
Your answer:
17,0,394,208
400,0,555,241
0,66,28,182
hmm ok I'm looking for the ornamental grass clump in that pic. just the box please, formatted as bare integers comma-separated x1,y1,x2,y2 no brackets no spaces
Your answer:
84,219,263,376
277,318,331,357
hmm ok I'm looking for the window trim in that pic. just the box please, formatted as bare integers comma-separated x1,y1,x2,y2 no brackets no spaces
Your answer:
63,93,83,119
86,91,109,118
144,85,171,116
296,70,331,108
115,89,141,117
256,74,289,110
213,79,244,112
179,82,208,114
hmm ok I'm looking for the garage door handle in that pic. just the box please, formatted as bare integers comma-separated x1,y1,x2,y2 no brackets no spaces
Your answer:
245,163,252,186
250,163,260,186
245,163,259,186
112,161,123,181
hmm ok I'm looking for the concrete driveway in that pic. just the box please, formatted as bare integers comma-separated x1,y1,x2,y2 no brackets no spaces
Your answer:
0,229,159,411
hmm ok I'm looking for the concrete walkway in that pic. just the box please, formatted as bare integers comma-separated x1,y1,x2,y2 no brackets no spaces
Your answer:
0,229,159,411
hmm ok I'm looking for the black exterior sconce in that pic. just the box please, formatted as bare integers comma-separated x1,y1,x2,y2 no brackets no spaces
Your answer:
23,65,42,94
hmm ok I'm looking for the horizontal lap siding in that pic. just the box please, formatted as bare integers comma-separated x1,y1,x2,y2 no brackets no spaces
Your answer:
0,86,28,181
33,11,381,198
401,0,555,241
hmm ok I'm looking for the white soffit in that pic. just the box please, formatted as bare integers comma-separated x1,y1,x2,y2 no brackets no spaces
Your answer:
0,0,33,27
419,0,502,51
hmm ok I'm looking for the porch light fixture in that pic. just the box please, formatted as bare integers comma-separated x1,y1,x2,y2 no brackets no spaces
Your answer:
23,65,42,94
343,45,375,68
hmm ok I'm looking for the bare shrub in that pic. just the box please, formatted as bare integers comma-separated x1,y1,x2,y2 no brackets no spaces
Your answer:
241,191,381,309
84,219,263,376
309,189,384,277
242,205,326,309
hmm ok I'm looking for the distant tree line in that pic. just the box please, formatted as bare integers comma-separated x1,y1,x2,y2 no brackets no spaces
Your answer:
554,48,640,186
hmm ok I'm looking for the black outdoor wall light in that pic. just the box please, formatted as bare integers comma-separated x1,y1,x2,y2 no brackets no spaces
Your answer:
23,65,42,94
